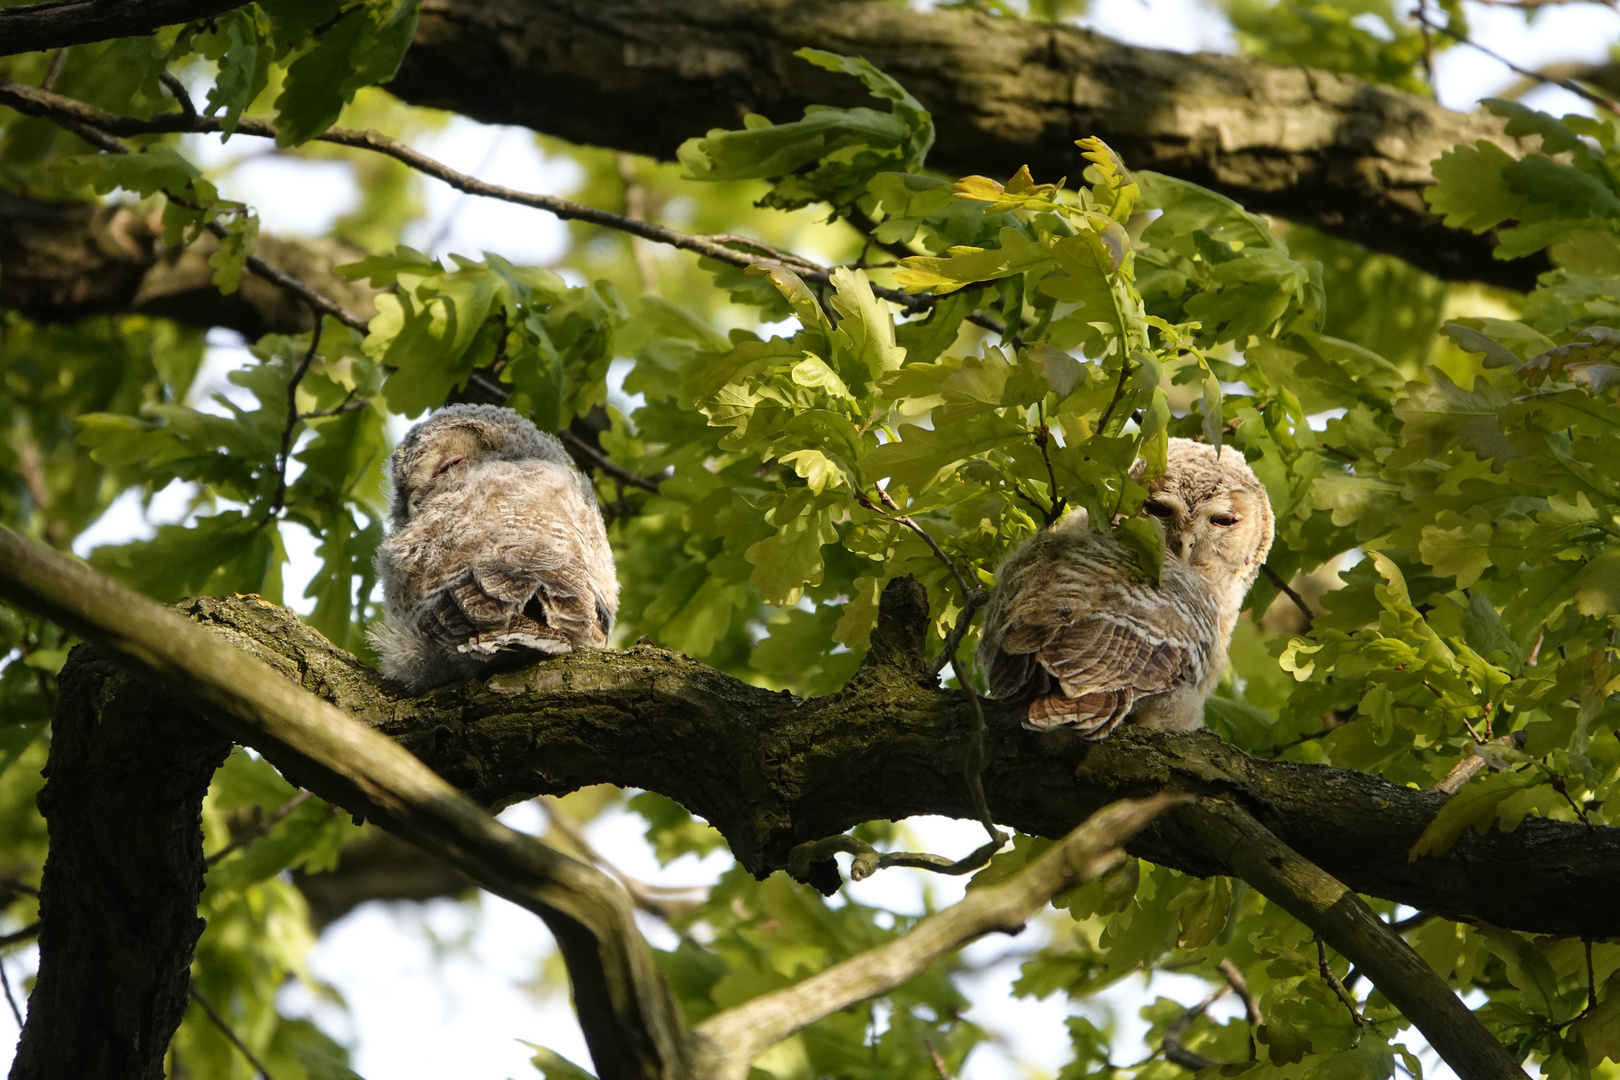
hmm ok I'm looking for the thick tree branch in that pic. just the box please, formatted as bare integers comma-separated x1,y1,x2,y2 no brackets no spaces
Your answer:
146,581,1620,941
388,0,1544,290
695,795,1184,1080
0,191,377,338
1183,800,1529,1080
0,0,248,58
0,526,694,1080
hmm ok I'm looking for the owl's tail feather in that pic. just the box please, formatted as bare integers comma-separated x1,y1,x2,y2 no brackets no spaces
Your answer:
1024,690,1133,740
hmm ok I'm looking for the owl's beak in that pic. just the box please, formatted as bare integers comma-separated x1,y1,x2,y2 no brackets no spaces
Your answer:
1172,537,1191,561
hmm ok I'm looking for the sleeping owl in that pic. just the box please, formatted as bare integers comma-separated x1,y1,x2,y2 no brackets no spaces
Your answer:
372,404,619,692
977,438,1274,738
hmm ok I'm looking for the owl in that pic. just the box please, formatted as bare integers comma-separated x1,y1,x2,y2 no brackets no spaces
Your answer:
977,438,1274,737
372,404,619,692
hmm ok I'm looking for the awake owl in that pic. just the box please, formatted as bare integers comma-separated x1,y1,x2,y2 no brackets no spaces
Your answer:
372,404,619,692
977,438,1274,738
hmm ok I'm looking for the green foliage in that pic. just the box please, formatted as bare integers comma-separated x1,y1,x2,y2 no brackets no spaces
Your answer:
5,25,1620,1080
1220,0,1455,96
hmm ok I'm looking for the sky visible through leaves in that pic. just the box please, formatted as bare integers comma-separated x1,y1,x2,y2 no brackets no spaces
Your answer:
4,0,1620,1077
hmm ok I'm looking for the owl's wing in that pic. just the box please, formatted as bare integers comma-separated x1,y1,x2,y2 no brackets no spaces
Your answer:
393,461,616,663
980,531,1216,738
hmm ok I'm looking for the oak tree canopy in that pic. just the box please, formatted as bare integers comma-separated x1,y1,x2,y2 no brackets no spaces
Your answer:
0,2,1617,1079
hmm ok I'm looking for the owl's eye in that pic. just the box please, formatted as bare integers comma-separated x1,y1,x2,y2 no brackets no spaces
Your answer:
434,454,467,476
1143,500,1173,519
1210,513,1241,527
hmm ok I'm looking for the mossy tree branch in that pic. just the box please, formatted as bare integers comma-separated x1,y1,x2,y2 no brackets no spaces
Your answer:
0,525,694,1080
160,582,1620,941
0,526,1606,1079
390,0,1540,290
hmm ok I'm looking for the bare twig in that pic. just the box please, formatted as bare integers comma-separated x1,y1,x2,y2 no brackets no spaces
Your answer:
559,428,664,494
190,981,276,1080
1218,958,1259,1060
617,153,661,297
1431,731,1526,795
1097,356,1136,435
298,393,368,420
1186,798,1528,1080
952,652,1007,849
40,47,68,91
206,790,315,867
1034,424,1065,526
0,924,40,948
1316,933,1368,1026
874,486,975,603
0,960,21,1028
700,796,1188,1080
1411,8,1620,113
158,71,196,125
1162,983,1228,1070
0,878,38,898
539,796,706,924
787,829,1005,882
928,589,989,679
268,313,323,517
3,93,370,332
1262,565,1316,622
0,79,1009,334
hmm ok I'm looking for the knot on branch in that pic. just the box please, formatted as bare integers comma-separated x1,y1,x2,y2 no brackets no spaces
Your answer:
855,576,931,682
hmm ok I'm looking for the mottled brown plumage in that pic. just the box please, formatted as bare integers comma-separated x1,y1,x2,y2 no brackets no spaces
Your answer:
977,438,1274,738
373,405,618,692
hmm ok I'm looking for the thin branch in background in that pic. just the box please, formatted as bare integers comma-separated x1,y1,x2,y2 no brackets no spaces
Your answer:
0,959,21,1028
1262,565,1316,622
704,797,1186,1080
190,981,276,1080
0,79,1011,340
1035,424,1066,526
928,589,989,679
1097,356,1136,435
40,47,68,91
298,392,368,420
0,878,38,898
538,796,707,925
951,651,1008,851
423,127,506,257
206,790,315,867
1218,958,1260,1061
1161,982,1228,1071
1411,6,1620,113
158,70,196,125
1415,0,1436,89
6,93,371,332
873,486,975,602
268,311,324,518
10,428,62,548
616,153,661,297
0,923,40,948
558,428,665,494
1315,934,1368,1026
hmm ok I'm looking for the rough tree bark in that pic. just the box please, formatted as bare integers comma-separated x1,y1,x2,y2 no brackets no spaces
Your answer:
10,650,232,1080
0,192,376,338
172,586,1619,940
0,520,1557,1080
389,0,1542,290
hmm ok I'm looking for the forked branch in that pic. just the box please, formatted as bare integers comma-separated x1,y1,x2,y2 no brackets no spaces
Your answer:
697,796,1186,1080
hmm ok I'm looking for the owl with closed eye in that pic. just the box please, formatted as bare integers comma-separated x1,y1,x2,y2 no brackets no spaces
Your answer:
372,404,619,692
977,437,1274,738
